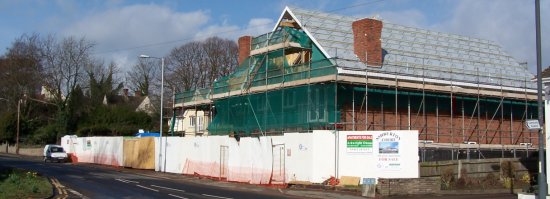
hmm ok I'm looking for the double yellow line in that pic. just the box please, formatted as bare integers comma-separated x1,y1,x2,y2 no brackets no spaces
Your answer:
50,177,68,199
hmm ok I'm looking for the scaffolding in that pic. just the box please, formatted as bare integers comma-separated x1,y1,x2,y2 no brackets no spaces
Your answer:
174,8,539,160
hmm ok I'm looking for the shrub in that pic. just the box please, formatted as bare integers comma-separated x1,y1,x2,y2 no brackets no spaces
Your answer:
441,167,454,190
29,124,58,144
482,173,499,187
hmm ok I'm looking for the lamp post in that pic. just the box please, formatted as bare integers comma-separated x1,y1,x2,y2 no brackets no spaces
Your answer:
535,0,547,197
139,54,165,172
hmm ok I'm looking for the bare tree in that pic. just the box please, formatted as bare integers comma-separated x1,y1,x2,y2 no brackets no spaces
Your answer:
40,35,95,137
126,58,160,96
41,36,95,105
0,33,44,113
202,37,238,82
166,41,205,92
165,37,238,92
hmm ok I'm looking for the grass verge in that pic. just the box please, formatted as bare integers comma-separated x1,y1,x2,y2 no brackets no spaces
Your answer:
0,167,52,199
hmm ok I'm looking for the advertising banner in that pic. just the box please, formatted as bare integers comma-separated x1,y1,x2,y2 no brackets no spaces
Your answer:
346,135,373,154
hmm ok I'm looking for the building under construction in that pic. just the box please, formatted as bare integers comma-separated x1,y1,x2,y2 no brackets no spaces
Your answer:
175,7,538,160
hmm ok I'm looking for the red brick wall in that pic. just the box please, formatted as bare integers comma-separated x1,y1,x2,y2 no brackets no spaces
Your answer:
238,36,252,65
351,18,383,67
341,107,537,145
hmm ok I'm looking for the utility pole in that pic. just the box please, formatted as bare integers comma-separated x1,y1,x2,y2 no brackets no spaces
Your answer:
16,99,21,155
535,0,547,197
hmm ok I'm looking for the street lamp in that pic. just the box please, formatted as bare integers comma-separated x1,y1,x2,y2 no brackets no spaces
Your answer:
139,54,166,172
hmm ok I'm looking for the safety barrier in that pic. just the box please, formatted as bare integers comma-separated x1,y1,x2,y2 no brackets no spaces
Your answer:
61,130,419,185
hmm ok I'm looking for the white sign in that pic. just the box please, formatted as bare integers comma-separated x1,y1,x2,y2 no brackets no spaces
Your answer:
526,119,541,130
338,130,419,179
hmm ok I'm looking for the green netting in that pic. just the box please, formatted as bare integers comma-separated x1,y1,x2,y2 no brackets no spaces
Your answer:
208,83,339,135
176,26,336,108
251,27,312,50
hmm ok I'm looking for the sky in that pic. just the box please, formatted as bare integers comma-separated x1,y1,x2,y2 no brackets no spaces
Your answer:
0,0,548,74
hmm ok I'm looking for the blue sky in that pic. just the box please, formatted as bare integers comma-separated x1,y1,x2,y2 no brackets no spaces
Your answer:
0,0,548,73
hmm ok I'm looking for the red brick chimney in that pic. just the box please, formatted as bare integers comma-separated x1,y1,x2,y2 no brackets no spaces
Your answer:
352,18,383,67
238,36,252,65
134,90,141,97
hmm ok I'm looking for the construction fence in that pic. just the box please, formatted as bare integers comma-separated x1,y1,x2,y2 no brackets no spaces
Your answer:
61,130,419,185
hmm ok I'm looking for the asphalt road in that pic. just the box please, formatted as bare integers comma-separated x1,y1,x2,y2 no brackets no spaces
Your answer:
0,154,300,199
0,154,521,199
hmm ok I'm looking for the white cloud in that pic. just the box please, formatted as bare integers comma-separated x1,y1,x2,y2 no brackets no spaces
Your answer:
244,18,274,36
194,24,240,40
371,9,427,28
62,4,278,73
64,4,210,70
434,0,550,73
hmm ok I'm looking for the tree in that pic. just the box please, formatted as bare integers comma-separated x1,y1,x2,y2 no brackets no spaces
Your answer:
202,37,239,83
165,37,238,92
127,59,160,96
166,41,204,91
87,61,124,107
0,33,43,115
41,35,95,138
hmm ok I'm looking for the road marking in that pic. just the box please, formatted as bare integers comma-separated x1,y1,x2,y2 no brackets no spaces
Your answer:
136,185,159,192
201,194,233,199
134,173,171,179
151,185,186,192
51,177,69,198
115,178,139,183
67,188,89,199
168,194,188,199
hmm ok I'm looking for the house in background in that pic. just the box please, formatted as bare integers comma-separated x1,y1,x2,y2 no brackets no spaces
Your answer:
103,88,155,115
169,109,209,137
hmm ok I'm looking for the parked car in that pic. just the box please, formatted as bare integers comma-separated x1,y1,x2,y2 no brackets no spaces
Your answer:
43,144,68,163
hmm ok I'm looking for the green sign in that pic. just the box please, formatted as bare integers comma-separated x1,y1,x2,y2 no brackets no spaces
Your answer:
347,135,373,153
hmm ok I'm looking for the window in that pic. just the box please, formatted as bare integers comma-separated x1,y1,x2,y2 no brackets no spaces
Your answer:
198,116,204,130
190,116,196,127
308,88,327,122
283,91,295,108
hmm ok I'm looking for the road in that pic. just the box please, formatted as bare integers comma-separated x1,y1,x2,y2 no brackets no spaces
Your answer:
0,154,301,199
0,154,521,199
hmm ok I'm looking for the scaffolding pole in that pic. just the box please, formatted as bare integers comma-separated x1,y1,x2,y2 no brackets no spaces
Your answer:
450,68,454,143
422,59,427,141
395,67,398,130
365,51,369,130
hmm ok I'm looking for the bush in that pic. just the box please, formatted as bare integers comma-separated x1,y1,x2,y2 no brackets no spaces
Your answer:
76,125,112,137
482,173,499,187
501,160,516,189
28,124,58,145
441,167,454,190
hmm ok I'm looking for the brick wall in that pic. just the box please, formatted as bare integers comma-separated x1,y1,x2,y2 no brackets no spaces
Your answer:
352,18,383,67
238,36,252,65
377,177,440,196
341,106,537,145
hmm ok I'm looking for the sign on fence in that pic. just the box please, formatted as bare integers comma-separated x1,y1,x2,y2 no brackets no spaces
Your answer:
346,135,373,154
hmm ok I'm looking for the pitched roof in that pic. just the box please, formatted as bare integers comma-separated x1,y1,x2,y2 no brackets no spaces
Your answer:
282,7,535,89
